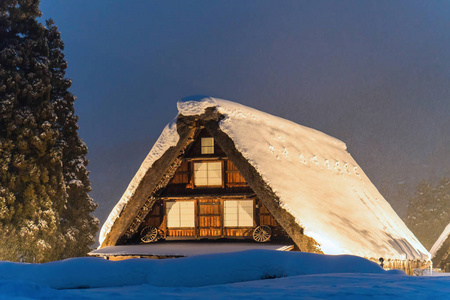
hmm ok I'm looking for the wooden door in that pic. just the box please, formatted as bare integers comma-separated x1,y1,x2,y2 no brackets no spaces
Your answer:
198,200,222,237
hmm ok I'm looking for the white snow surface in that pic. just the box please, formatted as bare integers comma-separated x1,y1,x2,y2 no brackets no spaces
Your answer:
430,223,450,258
0,251,449,300
100,96,429,261
0,251,389,290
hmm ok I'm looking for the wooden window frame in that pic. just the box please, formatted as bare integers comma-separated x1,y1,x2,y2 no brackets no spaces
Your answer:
165,200,196,229
223,199,255,228
193,160,224,188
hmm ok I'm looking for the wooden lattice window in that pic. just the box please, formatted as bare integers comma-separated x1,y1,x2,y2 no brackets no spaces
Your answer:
224,200,253,227
194,161,222,186
166,201,195,228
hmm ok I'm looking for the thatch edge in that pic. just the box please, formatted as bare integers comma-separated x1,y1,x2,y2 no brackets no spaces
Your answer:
100,118,198,247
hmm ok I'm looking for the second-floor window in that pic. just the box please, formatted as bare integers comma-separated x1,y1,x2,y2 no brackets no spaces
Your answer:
194,161,222,186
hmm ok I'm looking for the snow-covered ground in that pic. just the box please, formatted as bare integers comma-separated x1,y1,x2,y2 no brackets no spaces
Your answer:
0,250,448,299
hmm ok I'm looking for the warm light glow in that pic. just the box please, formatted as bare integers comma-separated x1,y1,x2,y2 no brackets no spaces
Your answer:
194,162,222,186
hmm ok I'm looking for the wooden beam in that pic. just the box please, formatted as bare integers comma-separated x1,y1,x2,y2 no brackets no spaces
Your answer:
159,194,256,200
220,199,224,237
186,157,228,161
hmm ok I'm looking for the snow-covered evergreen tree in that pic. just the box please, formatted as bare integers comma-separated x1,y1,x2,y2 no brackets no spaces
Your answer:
0,0,97,262
46,20,99,258
405,178,450,250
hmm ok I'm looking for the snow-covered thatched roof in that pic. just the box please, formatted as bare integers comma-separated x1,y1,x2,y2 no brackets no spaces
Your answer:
99,96,430,261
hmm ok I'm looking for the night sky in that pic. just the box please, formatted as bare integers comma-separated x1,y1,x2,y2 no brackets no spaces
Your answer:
39,1,450,231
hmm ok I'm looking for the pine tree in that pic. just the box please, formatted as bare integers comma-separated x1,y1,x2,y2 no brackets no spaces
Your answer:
0,0,98,262
405,178,450,250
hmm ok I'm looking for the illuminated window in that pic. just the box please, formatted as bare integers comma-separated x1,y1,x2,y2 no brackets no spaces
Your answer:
201,137,214,154
166,201,195,228
194,162,222,186
224,200,253,227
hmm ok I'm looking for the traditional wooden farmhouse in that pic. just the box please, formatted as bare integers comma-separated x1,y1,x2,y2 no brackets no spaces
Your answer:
93,96,430,273
430,223,450,272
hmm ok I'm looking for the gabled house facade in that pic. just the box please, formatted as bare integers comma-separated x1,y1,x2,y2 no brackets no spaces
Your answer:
97,97,430,274
135,128,285,244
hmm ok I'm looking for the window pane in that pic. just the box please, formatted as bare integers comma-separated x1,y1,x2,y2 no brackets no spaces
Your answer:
207,162,222,185
224,201,238,227
194,162,209,186
238,200,254,227
224,200,253,227
180,201,195,227
194,162,222,186
166,201,195,228
194,162,208,172
208,168,221,178
208,176,222,186
201,137,214,154
208,162,222,170
195,177,208,186
202,137,214,146
166,201,180,228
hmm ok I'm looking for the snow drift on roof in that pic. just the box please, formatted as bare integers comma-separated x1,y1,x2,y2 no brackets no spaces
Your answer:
430,223,450,258
100,96,429,260
178,97,429,260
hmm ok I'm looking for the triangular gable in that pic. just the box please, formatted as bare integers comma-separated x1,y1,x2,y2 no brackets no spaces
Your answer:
101,112,316,250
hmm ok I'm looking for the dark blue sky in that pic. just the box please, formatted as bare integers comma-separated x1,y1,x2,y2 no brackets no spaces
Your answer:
39,1,450,226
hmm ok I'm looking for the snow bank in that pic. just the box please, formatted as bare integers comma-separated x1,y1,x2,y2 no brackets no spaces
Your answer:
0,251,393,290
430,223,450,258
2,272,449,300
1,251,449,300
178,97,429,260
